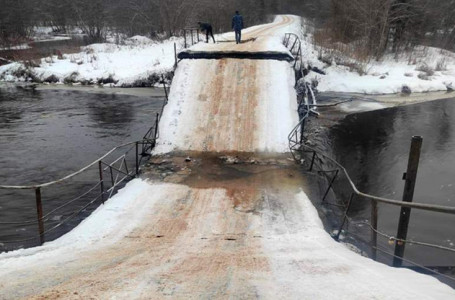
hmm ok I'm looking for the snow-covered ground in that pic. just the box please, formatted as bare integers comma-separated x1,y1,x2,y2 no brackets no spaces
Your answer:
0,36,181,86
2,16,455,95
287,19,455,95
1,177,454,298
1,15,454,298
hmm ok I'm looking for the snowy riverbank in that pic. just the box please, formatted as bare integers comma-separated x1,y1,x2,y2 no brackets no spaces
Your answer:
0,36,180,87
294,19,455,95
3,16,455,95
1,16,454,298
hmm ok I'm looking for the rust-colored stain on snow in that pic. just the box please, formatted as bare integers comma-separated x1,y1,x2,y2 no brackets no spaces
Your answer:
178,15,294,153
20,156,310,299
2,16,307,300
201,59,259,152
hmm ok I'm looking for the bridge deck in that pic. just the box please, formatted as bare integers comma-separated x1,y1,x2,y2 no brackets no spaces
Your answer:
0,15,453,299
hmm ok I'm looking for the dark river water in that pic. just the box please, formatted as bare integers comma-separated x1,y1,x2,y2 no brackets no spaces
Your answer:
0,86,164,251
0,36,88,62
326,98,455,269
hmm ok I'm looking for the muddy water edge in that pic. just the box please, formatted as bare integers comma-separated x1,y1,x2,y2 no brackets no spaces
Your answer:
306,92,455,286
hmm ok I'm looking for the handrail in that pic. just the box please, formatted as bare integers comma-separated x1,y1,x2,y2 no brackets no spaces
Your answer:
286,32,454,274
284,33,303,75
283,32,455,216
0,77,170,191
288,87,455,214
0,141,137,190
0,77,171,250
183,28,200,49
301,144,455,214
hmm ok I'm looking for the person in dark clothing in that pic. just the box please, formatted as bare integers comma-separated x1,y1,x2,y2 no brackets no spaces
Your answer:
232,11,244,44
198,22,216,43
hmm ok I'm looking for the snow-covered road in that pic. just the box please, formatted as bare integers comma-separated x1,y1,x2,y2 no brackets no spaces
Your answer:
0,16,454,299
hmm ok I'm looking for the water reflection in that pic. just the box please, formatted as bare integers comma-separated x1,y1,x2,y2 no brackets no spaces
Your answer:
87,94,135,126
328,98,455,266
0,86,164,250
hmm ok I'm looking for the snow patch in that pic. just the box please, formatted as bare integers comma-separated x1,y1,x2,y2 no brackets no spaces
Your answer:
262,190,455,298
0,36,181,86
288,18,455,95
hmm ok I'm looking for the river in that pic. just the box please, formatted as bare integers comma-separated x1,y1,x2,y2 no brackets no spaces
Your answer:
0,85,165,251
315,95,455,277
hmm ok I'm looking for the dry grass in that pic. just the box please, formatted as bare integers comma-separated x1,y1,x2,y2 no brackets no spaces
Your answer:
416,63,434,76
435,58,448,71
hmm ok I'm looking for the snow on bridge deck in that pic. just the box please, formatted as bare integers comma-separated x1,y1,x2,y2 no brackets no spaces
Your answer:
154,58,298,153
155,15,300,154
0,15,454,299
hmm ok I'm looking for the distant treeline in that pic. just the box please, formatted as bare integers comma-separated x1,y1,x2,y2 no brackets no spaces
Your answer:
1,0,453,57
0,0,323,45
328,0,455,57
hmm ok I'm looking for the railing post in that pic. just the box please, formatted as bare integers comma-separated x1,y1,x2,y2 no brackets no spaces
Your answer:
393,136,423,267
154,113,159,140
98,161,105,204
135,142,139,176
163,80,168,103
371,199,378,260
174,42,177,68
35,187,45,245
184,30,187,48
335,193,354,241
191,29,194,45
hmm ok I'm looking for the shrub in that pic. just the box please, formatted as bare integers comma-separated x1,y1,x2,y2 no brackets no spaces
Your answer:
97,74,117,85
401,85,412,94
63,72,79,84
44,74,59,83
435,58,447,71
417,73,430,80
416,63,434,76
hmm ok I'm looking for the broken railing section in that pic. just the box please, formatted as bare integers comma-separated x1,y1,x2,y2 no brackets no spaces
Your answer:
285,32,319,160
285,32,455,278
0,77,170,252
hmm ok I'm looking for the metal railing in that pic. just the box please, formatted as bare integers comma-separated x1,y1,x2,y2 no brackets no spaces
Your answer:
295,140,455,283
284,33,304,74
284,33,455,283
288,90,455,282
183,27,201,49
0,78,170,251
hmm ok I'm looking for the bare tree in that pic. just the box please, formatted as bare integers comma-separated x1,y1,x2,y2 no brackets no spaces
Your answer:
73,0,110,42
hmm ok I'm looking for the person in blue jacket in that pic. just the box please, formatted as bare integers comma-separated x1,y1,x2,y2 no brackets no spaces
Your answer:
232,11,244,44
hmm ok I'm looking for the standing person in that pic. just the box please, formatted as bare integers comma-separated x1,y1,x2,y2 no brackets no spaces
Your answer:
232,11,244,44
198,22,216,43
